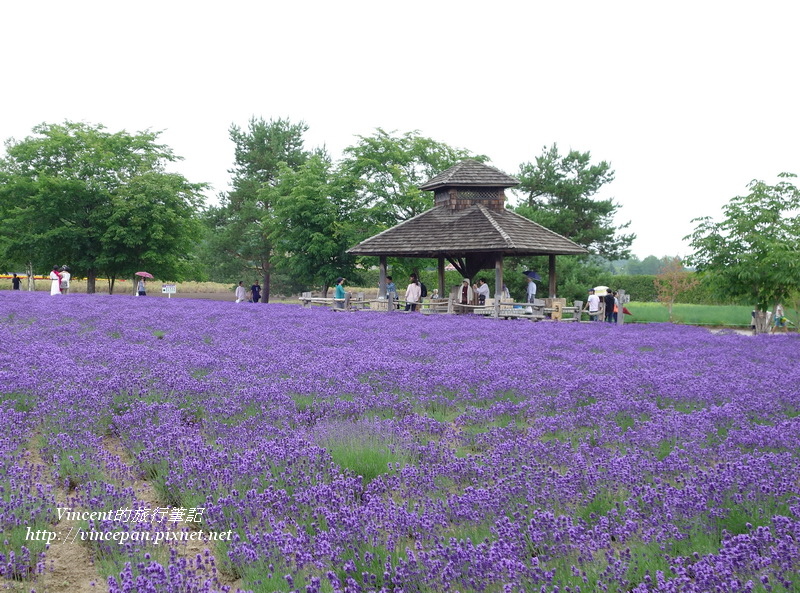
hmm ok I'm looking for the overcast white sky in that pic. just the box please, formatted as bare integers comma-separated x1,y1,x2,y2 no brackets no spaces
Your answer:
2,1,798,259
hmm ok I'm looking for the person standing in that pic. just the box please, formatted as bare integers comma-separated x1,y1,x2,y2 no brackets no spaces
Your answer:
60,266,71,295
49,266,62,296
585,288,601,321
459,278,473,305
137,278,147,296
11,273,21,290
334,277,346,309
385,276,398,309
234,281,246,303
772,303,787,334
604,289,615,323
250,280,261,303
526,276,537,303
404,274,421,312
475,278,490,305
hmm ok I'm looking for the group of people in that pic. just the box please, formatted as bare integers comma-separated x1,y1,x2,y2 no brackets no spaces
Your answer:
235,280,262,303
48,266,71,296
383,274,428,311
458,278,494,306
330,274,431,312
383,274,530,311
315,275,627,323
20,267,150,296
584,287,620,322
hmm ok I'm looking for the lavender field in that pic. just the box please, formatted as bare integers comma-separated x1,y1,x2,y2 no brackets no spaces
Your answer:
1,293,798,593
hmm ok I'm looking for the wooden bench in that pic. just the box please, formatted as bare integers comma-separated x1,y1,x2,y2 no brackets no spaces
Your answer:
472,298,546,319
474,299,584,321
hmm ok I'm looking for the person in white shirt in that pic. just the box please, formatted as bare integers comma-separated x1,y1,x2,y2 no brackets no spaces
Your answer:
235,281,246,303
404,273,421,311
49,266,62,296
475,278,490,305
526,277,537,303
585,288,601,321
60,266,71,295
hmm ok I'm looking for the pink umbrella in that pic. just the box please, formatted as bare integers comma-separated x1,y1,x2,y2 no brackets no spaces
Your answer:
135,271,154,279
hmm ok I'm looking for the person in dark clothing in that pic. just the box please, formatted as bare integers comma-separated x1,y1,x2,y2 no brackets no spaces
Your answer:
250,280,261,303
604,289,615,323
11,274,21,290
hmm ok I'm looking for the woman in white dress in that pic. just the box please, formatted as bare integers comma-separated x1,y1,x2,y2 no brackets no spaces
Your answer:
49,266,62,296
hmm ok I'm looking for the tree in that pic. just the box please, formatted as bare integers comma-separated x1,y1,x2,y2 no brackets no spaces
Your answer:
655,257,700,322
267,153,364,296
638,255,665,275
98,172,204,292
685,173,800,333
0,122,205,292
212,117,310,301
515,143,634,259
341,128,486,228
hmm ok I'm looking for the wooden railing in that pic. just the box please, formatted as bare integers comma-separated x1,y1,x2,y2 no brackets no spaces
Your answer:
298,293,585,321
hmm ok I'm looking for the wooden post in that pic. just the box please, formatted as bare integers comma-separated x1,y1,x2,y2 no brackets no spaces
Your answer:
437,257,445,301
378,256,387,299
25,261,35,291
494,254,503,318
573,300,584,322
617,289,626,325
548,255,556,298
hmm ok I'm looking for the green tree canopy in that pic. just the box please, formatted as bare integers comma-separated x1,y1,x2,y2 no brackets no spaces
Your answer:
206,116,311,300
341,128,486,228
514,143,634,259
267,153,364,295
0,121,205,292
686,173,800,331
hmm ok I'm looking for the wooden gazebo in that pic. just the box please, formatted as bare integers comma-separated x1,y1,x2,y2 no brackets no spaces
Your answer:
347,160,587,310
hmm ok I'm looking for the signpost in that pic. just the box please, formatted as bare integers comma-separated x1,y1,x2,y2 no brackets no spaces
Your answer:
161,284,177,298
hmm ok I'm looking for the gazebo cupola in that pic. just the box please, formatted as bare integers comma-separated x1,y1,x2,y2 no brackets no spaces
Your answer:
420,159,518,213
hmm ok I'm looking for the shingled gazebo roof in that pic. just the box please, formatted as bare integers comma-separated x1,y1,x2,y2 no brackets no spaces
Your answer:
418,159,520,191
348,160,587,258
347,204,587,257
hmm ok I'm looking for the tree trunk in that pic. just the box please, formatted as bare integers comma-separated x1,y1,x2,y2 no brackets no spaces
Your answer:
108,277,116,295
25,261,35,291
262,267,271,304
753,310,770,335
86,269,97,294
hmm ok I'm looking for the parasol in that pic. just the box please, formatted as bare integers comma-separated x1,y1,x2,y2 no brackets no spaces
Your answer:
135,271,154,279
523,270,541,281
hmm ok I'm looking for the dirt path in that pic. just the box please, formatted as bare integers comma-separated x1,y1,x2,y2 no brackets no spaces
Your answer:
4,433,241,593
25,434,102,593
